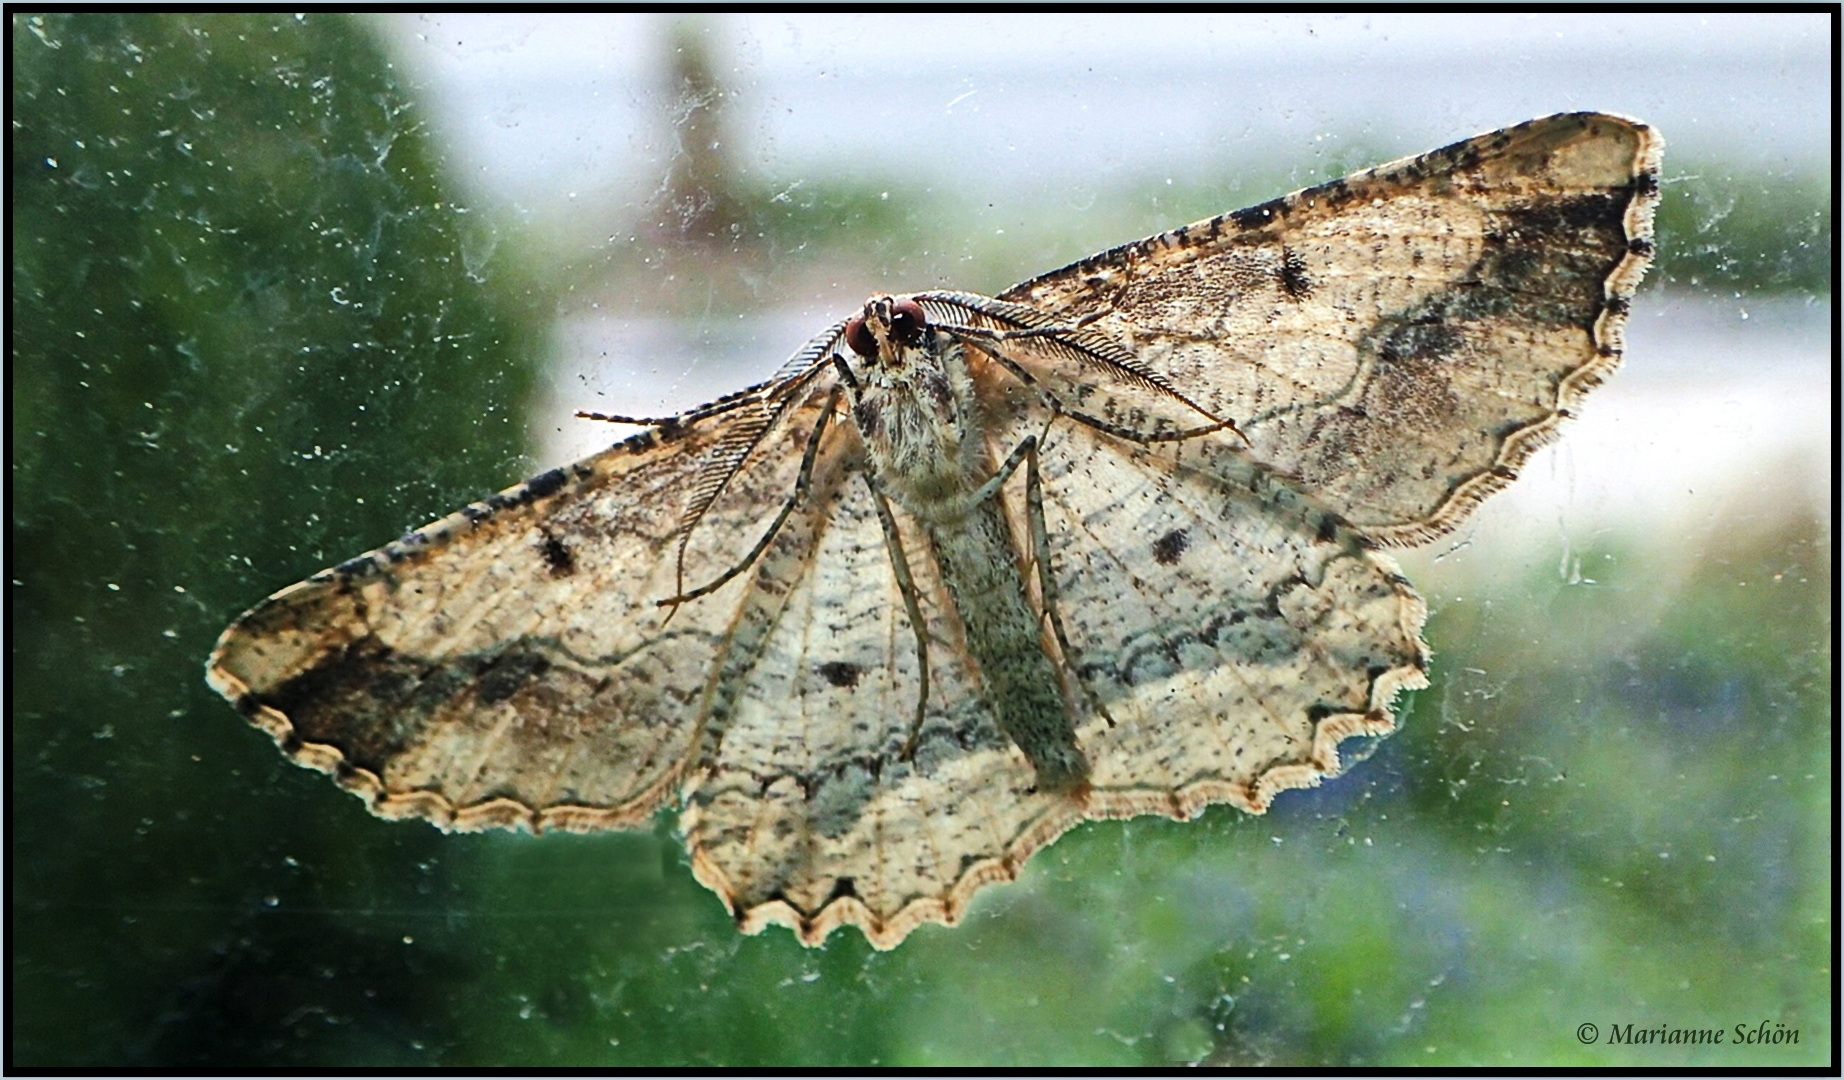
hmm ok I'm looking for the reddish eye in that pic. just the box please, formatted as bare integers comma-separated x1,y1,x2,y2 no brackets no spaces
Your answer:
889,297,927,345
844,315,875,358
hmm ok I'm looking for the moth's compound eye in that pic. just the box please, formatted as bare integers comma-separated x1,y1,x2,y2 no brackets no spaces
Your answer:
889,298,927,345
844,315,876,359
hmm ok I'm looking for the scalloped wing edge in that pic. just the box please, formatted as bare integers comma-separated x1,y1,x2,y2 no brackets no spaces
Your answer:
208,480,1431,951
705,553,1430,950
1365,114,1663,548
204,603,686,837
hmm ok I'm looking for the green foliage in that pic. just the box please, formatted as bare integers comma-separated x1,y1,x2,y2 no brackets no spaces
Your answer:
11,12,543,1065
1652,169,1831,296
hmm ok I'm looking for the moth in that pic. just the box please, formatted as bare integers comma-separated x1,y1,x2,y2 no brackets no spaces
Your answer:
208,112,1662,948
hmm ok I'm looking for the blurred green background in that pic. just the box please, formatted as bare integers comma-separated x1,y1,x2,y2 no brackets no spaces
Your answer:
11,12,1830,1067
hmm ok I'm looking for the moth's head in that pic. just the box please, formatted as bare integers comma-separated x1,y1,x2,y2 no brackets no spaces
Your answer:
844,295,927,365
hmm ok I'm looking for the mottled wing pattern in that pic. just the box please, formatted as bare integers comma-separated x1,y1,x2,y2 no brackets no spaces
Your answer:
207,370,844,832
1024,422,1428,820
998,112,1662,543
679,452,1075,947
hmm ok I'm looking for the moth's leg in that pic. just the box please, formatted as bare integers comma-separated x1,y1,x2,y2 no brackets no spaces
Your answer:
968,432,1037,506
862,474,932,762
655,387,840,612
971,433,1118,729
1020,440,1118,728
665,359,849,603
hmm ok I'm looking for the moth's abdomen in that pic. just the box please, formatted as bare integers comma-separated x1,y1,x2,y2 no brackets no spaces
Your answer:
926,501,1089,792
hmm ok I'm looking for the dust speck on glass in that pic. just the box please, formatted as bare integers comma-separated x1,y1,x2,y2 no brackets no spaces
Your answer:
208,113,1661,950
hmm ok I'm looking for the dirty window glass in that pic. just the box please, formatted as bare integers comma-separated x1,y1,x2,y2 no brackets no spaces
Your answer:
12,12,1829,1067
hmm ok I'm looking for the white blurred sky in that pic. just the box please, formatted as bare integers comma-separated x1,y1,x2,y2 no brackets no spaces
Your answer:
373,12,1829,214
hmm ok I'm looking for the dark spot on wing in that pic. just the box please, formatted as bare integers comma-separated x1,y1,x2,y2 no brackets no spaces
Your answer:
825,877,859,903
477,649,551,704
817,661,863,689
1278,247,1313,299
538,532,575,577
1305,703,1338,723
1482,194,1629,307
1528,192,1624,234
263,638,421,766
251,634,663,814
1316,513,1343,544
1152,528,1189,565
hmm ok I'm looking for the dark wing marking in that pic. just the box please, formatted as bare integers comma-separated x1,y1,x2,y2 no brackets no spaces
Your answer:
997,112,1662,544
